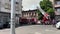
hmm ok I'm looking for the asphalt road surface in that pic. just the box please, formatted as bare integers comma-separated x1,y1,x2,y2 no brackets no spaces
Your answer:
0,25,60,34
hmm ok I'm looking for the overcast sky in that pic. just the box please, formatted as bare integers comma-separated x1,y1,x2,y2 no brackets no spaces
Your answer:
22,0,42,11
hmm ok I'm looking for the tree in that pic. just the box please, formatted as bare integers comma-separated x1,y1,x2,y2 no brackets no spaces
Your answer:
47,8,55,19
36,9,43,20
37,0,55,20
40,0,53,11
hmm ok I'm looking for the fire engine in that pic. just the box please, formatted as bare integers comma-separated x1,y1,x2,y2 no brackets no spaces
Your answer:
19,17,38,25
37,6,50,25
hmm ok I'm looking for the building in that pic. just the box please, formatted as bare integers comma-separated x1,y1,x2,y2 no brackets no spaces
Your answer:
50,0,60,21
22,9,38,20
0,0,22,24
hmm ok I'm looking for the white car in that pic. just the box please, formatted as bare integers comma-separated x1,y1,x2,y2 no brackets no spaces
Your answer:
56,22,60,29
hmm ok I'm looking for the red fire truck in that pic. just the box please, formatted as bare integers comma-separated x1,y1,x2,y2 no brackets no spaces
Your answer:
37,6,50,24
19,17,38,25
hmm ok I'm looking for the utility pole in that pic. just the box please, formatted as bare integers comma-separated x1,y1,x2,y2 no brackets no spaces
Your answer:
10,0,16,34
0,0,1,11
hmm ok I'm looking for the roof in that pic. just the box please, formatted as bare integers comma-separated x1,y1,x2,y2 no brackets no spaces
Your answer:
22,9,37,12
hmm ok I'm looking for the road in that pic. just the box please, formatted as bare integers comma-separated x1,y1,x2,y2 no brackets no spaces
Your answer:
0,25,60,34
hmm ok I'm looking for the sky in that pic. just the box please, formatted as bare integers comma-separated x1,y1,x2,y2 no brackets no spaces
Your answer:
22,0,42,11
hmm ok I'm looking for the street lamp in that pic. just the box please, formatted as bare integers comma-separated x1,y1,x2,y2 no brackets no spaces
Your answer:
10,0,16,34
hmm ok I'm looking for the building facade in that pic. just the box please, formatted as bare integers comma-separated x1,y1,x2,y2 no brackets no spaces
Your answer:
22,9,38,20
0,0,22,24
50,0,60,21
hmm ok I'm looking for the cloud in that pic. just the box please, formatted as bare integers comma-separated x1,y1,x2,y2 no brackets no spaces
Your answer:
22,0,42,11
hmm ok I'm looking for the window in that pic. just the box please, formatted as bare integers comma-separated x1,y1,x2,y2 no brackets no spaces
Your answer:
4,3,11,10
15,5,19,11
56,1,60,5
56,8,60,12
16,2,19,4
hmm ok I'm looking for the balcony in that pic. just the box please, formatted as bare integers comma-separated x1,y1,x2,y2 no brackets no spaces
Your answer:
54,5,60,8
54,0,60,7
55,11,60,15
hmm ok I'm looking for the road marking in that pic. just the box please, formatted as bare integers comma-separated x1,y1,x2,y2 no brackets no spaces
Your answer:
35,32,42,34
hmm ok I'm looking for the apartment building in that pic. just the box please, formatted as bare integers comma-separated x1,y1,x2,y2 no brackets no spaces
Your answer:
50,0,60,21
22,9,38,19
0,0,22,24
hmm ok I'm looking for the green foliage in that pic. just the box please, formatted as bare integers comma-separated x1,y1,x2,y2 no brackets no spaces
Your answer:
47,8,55,19
40,0,53,12
37,0,55,20
47,8,54,14
36,9,43,20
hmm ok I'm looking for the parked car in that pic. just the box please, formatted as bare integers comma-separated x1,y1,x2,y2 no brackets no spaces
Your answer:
3,22,9,28
7,21,18,28
0,22,4,29
0,21,11,28
56,21,60,29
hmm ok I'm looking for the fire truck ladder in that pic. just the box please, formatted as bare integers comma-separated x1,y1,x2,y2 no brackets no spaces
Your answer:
37,5,50,19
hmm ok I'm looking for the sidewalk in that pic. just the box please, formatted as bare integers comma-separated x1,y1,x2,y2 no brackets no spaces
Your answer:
0,28,20,34
0,28,10,34
0,25,59,34
0,27,28,34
